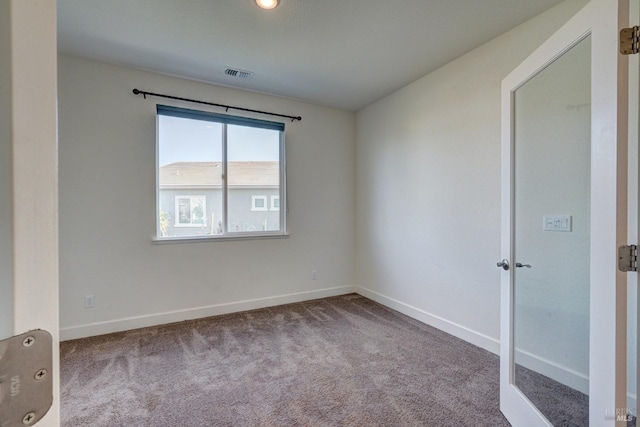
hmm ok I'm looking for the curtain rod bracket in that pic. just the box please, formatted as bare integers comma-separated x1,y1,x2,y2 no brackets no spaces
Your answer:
132,88,302,122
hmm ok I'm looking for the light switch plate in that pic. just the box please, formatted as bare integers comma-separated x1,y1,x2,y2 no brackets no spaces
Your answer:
543,215,572,232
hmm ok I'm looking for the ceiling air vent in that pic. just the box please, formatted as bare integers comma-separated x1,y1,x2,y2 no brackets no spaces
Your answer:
224,67,253,79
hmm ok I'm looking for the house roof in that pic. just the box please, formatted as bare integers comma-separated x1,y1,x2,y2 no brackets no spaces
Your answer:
159,162,279,188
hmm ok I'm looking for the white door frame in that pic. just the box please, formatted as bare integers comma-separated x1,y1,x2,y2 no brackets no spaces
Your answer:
500,0,629,425
590,0,629,423
3,1,60,425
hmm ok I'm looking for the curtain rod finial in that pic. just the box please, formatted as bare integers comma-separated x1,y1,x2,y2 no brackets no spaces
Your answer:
132,88,140,95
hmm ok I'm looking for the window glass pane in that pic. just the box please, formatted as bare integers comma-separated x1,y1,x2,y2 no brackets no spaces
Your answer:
227,125,280,232
157,106,285,240
177,198,191,224
158,115,223,237
252,195,267,211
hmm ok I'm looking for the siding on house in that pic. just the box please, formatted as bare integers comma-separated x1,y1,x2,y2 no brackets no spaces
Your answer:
158,161,280,236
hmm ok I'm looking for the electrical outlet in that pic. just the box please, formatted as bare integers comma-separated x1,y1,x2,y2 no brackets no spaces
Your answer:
84,295,95,309
311,270,318,280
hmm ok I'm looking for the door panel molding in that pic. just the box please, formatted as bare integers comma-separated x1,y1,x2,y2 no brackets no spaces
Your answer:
589,0,630,421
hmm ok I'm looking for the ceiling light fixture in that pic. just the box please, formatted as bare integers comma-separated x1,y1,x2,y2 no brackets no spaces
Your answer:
256,0,279,10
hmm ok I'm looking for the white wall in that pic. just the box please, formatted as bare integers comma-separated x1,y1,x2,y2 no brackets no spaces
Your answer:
355,0,588,357
0,0,12,339
58,56,356,339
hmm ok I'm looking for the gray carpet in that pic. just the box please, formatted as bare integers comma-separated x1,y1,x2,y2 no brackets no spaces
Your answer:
515,365,588,427
60,294,512,426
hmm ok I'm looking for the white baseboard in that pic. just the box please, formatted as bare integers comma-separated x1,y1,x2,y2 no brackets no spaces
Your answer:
59,284,607,400
60,285,356,341
515,348,589,395
356,286,591,396
355,286,500,355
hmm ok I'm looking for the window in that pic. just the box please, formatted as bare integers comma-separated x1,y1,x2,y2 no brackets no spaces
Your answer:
271,195,280,211
175,196,207,226
156,105,286,240
251,195,268,211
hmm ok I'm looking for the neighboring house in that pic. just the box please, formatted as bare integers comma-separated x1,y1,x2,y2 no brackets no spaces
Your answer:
158,161,280,237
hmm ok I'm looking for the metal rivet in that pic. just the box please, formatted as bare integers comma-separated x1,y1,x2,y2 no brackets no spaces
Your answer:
34,369,47,381
22,412,36,425
22,336,35,347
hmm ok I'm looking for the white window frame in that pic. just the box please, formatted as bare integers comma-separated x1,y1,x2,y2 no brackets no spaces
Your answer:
270,195,280,211
174,195,207,227
251,195,268,212
155,105,288,242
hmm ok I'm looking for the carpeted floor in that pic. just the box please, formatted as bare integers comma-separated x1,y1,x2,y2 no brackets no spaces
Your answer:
59,294,577,426
515,365,588,427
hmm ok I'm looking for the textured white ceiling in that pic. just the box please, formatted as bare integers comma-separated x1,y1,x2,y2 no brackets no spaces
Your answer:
57,0,564,111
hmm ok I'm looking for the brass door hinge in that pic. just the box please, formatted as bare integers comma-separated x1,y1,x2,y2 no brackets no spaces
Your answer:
621,26,640,55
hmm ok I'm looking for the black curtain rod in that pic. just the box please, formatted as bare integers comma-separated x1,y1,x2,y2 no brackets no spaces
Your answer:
132,89,302,122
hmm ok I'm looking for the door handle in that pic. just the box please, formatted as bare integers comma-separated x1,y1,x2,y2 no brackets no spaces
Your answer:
497,259,510,270
515,263,532,268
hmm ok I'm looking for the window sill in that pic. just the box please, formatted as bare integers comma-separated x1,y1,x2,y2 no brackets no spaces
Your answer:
152,233,290,244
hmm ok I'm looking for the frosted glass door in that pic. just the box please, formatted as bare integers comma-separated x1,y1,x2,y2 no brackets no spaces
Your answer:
500,2,630,425
512,36,591,426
